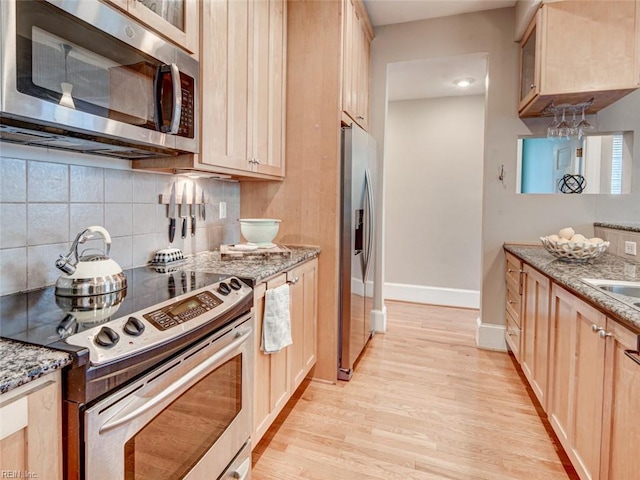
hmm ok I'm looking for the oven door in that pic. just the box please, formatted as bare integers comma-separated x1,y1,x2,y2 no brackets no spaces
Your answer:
84,313,253,480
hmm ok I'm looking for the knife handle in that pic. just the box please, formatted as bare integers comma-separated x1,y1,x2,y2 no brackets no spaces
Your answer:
181,218,187,238
169,218,176,243
191,216,196,236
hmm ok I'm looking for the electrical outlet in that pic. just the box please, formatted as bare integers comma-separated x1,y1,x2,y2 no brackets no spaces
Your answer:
624,241,637,256
219,201,227,219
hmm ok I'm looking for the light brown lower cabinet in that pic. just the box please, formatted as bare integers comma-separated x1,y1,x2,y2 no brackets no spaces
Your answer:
549,283,640,480
521,264,551,410
252,257,318,448
504,250,640,480
0,372,63,480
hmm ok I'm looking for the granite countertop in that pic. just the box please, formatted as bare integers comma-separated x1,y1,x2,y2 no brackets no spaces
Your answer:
0,245,320,395
594,222,640,233
180,245,321,285
504,244,640,331
0,339,72,394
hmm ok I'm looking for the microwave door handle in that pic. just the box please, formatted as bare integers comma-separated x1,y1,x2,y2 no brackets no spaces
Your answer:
98,326,252,434
168,63,182,134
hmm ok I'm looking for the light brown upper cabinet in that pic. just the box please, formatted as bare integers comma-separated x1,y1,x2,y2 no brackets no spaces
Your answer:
342,0,373,130
199,0,286,178
103,0,199,56
518,0,640,117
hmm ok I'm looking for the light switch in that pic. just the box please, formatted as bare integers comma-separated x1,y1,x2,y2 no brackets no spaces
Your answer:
624,241,637,256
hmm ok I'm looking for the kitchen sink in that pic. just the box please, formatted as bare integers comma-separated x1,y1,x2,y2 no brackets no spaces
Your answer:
597,284,640,298
582,279,640,310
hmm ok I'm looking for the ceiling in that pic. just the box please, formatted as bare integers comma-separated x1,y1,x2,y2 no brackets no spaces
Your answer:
363,0,516,101
363,0,517,27
387,54,487,101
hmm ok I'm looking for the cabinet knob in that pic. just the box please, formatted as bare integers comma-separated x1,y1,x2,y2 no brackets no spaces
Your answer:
357,115,365,120
255,158,261,165
591,324,601,333
287,276,300,285
508,300,515,304
530,84,535,90
598,330,613,339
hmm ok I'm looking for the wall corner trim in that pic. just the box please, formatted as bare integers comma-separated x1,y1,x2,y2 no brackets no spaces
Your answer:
371,305,387,333
475,317,507,351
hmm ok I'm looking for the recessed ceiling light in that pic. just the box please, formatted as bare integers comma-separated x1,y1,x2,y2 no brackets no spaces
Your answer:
453,78,475,87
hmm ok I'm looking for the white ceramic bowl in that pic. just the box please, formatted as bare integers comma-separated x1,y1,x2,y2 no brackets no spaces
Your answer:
239,219,281,246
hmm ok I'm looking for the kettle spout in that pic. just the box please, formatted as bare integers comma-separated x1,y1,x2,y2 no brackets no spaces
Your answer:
56,255,76,275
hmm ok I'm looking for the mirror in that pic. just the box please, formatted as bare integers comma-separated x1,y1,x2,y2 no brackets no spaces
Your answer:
516,132,633,194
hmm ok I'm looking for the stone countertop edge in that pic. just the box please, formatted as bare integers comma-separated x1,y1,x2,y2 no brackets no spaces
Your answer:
0,339,72,395
504,244,640,332
0,246,320,396
180,245,321,285
594,222,640,233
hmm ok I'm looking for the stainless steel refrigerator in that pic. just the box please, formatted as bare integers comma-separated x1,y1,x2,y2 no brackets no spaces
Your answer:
338,122,376,381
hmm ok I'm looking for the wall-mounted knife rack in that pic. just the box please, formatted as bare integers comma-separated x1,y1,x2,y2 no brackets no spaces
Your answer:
158,193,207,205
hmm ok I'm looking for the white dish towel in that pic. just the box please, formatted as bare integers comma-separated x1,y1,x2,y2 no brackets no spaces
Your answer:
261,283,293,354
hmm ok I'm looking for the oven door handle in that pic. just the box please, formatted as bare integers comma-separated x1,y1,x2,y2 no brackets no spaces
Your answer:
231,458,251,479
99,327,252,434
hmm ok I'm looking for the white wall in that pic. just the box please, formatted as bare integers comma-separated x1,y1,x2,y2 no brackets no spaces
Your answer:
384,95,484,306
369,8,640,347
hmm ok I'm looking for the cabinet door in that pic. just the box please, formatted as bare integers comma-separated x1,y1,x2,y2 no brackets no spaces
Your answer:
549,284,606,480
521,265,551,409
518,8,539,111
103,0,199,55
342,0,371,130
252,273,290,448
600,319,640,480
129,0,198,55
200,0,251,172
251,0,286,177
289,258,318,390
0,373,62,480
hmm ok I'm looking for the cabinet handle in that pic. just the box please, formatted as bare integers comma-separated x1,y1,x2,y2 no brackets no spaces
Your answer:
591,324,602,334
508,269,525,274
508,300,515,304
507,330,516,337
255,158,261,165
287,276,300,285
357,115,365,120
598,330,613,339
530,84,535,90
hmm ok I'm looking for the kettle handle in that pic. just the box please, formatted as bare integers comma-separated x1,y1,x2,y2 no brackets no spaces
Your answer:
77,226,112,257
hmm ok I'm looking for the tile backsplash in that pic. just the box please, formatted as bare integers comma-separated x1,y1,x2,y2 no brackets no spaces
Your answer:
0,156,240,295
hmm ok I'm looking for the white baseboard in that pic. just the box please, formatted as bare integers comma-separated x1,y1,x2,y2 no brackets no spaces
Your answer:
475,317,507,351
371,305,387,333
384,282,480,309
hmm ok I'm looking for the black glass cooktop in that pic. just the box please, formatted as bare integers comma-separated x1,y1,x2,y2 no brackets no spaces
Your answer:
0,266,229,349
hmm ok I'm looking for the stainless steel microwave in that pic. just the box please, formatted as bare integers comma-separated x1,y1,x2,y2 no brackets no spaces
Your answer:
0,0,198,159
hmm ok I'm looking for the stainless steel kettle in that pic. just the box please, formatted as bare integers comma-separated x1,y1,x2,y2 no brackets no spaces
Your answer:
55,226,127,297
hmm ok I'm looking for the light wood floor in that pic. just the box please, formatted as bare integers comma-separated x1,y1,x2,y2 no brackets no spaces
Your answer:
252,301,579,480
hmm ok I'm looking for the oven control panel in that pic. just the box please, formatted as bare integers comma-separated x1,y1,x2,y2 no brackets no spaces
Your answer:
65,277,252,366
144,291,223,331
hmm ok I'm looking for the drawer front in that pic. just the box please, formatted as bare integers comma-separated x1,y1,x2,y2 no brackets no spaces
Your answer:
505,311,522,361
506,285,522,327
505,252,523,294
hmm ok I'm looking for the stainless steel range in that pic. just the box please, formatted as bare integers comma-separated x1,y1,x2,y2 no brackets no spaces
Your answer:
0,266,254,480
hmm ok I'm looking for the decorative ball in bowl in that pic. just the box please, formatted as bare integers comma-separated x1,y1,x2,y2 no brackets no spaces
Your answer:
239,219,281,247
540,227,609,262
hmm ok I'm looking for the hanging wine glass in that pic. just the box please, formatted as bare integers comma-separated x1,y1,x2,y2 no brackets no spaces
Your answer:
547,110,560,138
575,105,594,139
556,108,571,139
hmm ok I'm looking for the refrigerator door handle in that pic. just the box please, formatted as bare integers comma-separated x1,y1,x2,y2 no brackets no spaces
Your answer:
363,169,374,281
